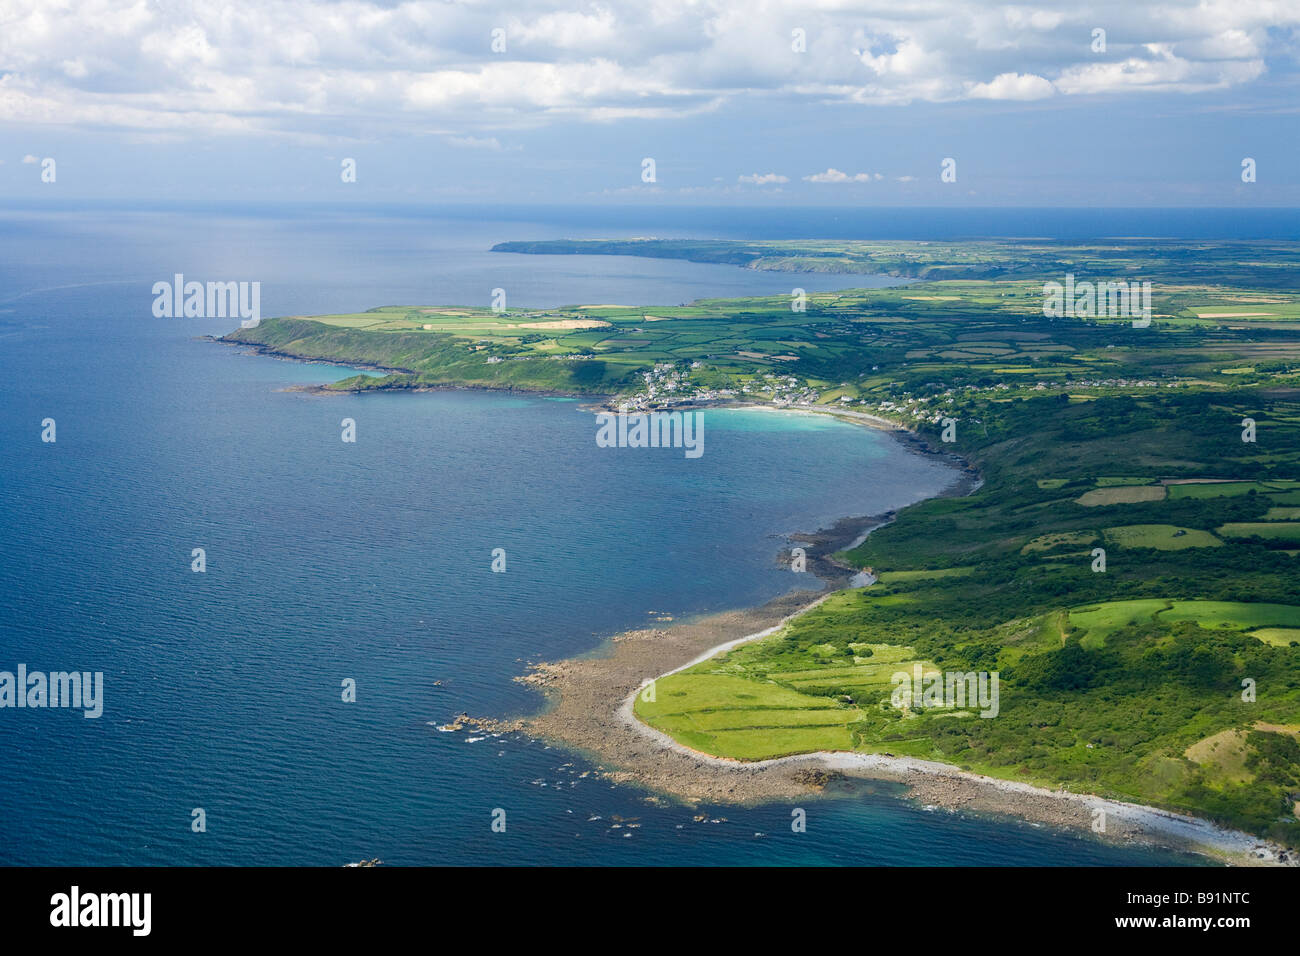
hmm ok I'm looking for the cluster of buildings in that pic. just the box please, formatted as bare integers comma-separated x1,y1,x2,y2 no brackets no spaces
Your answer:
627,366,826,409
744,374,820,406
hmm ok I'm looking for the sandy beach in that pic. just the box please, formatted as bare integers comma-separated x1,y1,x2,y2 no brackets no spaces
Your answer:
479,409,1294,867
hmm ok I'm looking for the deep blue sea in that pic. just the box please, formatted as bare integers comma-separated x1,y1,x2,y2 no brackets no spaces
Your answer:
0,204,1217,865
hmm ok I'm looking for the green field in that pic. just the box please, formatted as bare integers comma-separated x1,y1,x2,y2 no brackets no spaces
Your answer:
1069,599,1176,643
1158,601,1300,629
1021,532,1097,554
1070,600,1300,643
1218,522,1300,542
637,672,863,760
1077,486,1166,506
1251,629,1300,647
1102,524,1222,550
1168,482,1269,500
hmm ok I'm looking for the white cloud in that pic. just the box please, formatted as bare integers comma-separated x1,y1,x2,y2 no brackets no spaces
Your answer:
1055,44,1264,95
0,0,1291,137
966,72,1055,100
803,168,879,183
738,172,788,185
446,135,505,150
21,154,38,163
507,10,619,51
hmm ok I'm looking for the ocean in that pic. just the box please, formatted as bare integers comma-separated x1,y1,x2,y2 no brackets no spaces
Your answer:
0,203,1210,865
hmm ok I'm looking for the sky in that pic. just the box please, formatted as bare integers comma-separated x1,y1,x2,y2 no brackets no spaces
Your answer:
1,0,1298,205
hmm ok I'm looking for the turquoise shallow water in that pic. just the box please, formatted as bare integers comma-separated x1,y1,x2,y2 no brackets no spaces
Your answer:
0,204,1203,865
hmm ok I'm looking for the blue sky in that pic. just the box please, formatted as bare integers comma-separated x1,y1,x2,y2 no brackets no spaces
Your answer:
2,0,1298,205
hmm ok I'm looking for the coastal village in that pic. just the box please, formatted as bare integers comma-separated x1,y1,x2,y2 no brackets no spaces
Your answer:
622,359,1168,430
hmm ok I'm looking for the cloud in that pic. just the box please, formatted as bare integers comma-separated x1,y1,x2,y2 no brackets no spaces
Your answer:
446,135,506,150
803,168,880,183
966,72,1055,101
1054,44,1264,95
21,154,38,163
738,172,788,185
0,0,1291,137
